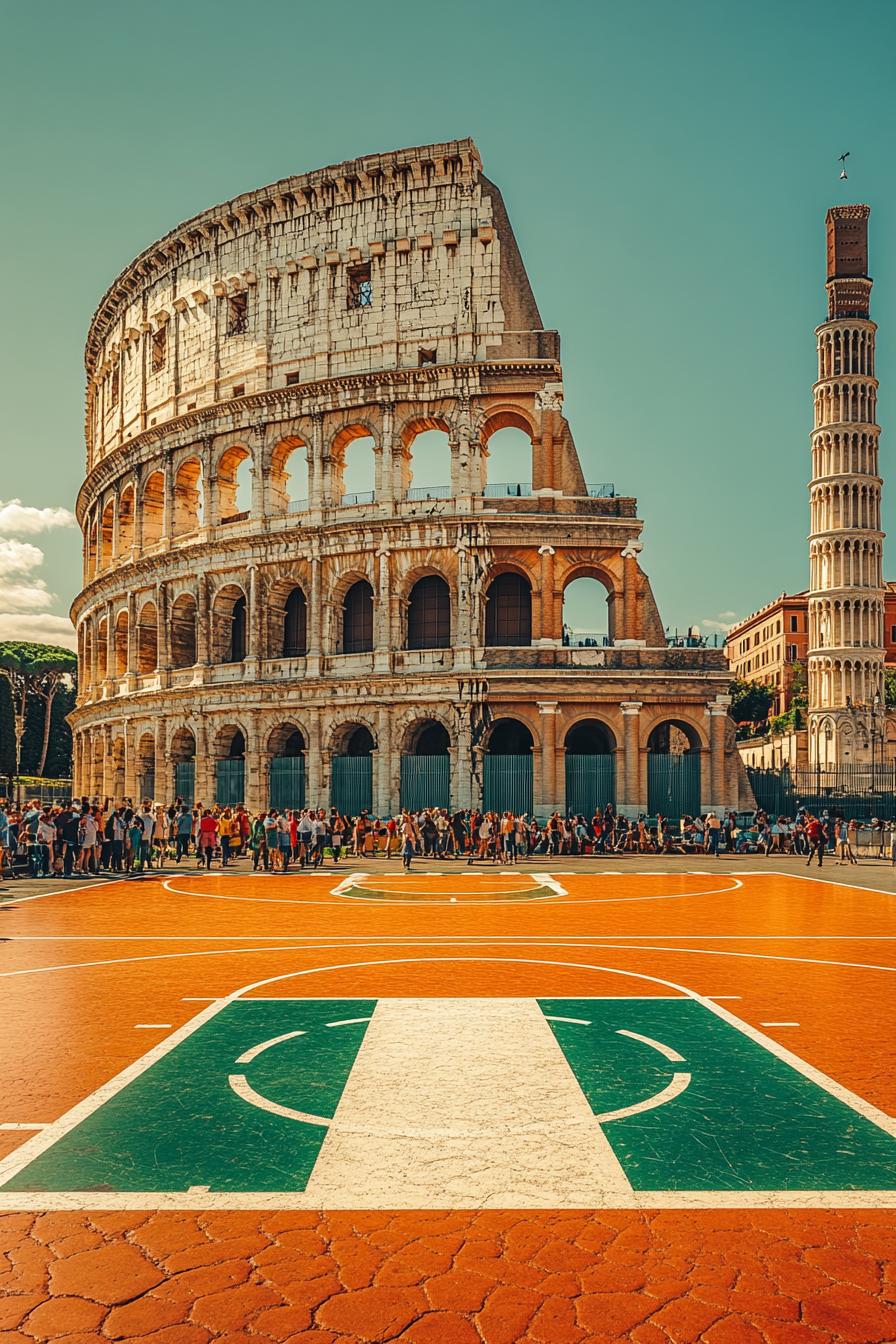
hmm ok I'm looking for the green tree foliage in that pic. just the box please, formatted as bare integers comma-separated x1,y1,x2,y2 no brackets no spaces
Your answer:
19,684,75,777
0,675,16,781
0,641,77,778
885,667,896,709
728,677,776,724
789,659,808,710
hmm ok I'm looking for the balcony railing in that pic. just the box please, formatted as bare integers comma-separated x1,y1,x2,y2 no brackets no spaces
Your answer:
484,482,533,498
287,497,309,514
562,632,610,647
341,490,375,507
586,483,615,498
406,485,452,501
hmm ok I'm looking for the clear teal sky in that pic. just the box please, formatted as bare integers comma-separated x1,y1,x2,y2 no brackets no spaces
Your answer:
1,0,894,647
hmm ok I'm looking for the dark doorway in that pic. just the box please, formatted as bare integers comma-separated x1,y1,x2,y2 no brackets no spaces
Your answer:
407,576,451,649
485,573,532,646
344,581,374,653
283,588,307,656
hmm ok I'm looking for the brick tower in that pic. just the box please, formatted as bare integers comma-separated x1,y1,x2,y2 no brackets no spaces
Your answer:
808,205,884,768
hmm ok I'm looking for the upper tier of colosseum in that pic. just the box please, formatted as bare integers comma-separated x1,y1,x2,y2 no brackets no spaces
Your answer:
85,138,558,472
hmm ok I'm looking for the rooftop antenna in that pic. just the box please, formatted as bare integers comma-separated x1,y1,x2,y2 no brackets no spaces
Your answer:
839,152,850,180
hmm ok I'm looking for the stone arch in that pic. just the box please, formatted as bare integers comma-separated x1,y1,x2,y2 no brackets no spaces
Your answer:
170,726,197,763
170,592,198,668
141,471,165,548
114,609,128,676
406,573,451,650
330,719,377,755
118,485,135,553
269,435,308,513
399,416,453,499
173,457,203,535
479,409,538,490
264,576,308,659
400,716,453,755
136,600,158,674
212,722,248,758
645,718,704,753
484,570,532,647
136,732,156,800
100,500,114,570
486,717,536,754
565,717,616,753
560,565,617,646
212,582,248,663
341,578,374,654
331,423,379,503
96,616,108,681
267,721,307,757
216,444,252,521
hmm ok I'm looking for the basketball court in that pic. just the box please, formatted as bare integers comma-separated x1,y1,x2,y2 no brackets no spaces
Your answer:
1,866,895,1340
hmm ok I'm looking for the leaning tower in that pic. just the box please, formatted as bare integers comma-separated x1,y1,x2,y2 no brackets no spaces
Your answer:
808,205,884,768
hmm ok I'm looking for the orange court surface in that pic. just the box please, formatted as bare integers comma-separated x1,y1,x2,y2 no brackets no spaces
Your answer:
2,863,896,1343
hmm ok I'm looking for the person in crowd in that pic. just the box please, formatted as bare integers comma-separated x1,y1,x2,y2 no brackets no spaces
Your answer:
197,809,219,870
400,810,421,871
805,813,826,867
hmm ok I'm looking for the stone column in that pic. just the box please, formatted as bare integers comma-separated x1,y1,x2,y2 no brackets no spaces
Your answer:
132,476,144,555
197,575,211,669
537,546,558,645
126,593,137,677
111,492,121,561
89,614,99,692
375,707,392,816
707,697,731,811
537,701,559,814
306,550,322,677
244,710,262,813
620,702,642,813
620,541,643,641
245,566,259,680
193,716,211,809
155,582,169,678
123,719,137,803
105,603,115,686
161,456,173,546
374,541,391,672
306,708,322,806
309,415,323,510
157,721,175,806
377,405,394,508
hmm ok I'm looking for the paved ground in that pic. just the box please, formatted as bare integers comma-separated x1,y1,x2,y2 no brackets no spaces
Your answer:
0,863,895,1341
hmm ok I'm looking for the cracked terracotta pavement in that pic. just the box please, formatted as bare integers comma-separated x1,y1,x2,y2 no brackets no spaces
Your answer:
1,869,896,1339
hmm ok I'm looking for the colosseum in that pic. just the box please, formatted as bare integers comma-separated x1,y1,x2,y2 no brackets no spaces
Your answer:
70,138,743,819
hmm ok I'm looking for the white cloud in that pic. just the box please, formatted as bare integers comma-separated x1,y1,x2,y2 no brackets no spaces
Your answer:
702,612,739,635
0,499,77,534
0,613,77,649
0,538,45,579
0,582,54,613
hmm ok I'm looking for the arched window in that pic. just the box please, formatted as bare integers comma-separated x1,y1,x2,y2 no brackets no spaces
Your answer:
565,720,613,754
343,581,373,653
488,719,533,754
170,593,197,668
137,602,158,674
485,573,531,646
283,587,307,657
230,596,247,662
229,730,245,757
407,576,450,649
414,721,450,754
345,725,374,755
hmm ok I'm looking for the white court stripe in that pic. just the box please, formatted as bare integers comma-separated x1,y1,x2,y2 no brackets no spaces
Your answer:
326,1017,372,1027
761,1022,800,1027
616,1028,686,1062
594,1073,691,1122
0,1123,48,1130
135,1023,172,1028
544,1015,591,1024
228,1075,330,1126
234,1030,305,1064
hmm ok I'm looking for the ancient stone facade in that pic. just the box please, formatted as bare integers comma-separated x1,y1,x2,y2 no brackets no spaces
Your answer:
70,138,740,816
808,205,885,767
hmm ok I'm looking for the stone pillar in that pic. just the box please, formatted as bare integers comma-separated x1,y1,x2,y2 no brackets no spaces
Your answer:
621,540,643,641
251,433,266,520
132,476,144,555
306,708,322,805
707,697,731,811
197,575,211,668
111,492,121,561
536,546,559,645
537,701,559,814
157,720,175,806
105,603,115,686
620,702,642,813
374,541,391,672
377,406,394,507
375,707,392,816
161,456,173,546
244,710,262,813
193,716,211,809
309,415,323,510
155,582,169,676
89,614,99,691
123,719,137,803
245,566,259,679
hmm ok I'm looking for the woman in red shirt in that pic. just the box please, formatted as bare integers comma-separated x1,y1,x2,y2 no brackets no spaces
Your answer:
198,810,219,869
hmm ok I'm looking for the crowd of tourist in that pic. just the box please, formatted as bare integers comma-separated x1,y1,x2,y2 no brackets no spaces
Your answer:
0,798,893,878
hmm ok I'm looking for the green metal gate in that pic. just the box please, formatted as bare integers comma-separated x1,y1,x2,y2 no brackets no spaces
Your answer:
270,757,306,811
216,759,245,807
400,755,450,812
332,756,373,816
174,762,195,806
647,753,701,818
483,755,533,816
565,755,616,817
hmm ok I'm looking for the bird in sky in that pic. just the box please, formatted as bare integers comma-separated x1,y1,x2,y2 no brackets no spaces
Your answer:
839,152,850,180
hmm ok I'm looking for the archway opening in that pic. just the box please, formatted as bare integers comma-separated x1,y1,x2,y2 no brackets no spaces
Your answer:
345,725,374,756
270,438,308,513
101,503,114,569
213,585,248,663
562,576,612,647
283,587,307,657
114,611,128,676
332,724,374,816
646,719,701,819
97,620,108,681
407,575,450,649
217,446,252,521
340,433,376,502
136,602,158,674
118,487,135,553
485,573,532,647
407,429,452,498
402,719,451,811
414,721,450,755
484,426,532,492
564,720,617,818
484,717,533,815
170,727,197,805
170,593,198,668
269,724,306,811
136,733,156,803
229,730,245,757
142,472,165,548
647,720,700,754
174,458,203,535
343,580,373,654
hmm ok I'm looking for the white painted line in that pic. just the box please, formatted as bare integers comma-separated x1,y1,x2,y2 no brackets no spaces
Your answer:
229,1074,330,1126
135,1023,172,1029
187,1185,210,1195
761,1022,800,1027
594,1073,691,1123
182,997,221,1001
544,1015,591,1025
706,995,741,999
0,1123,48,1130
617,1028,686,1062
326,1017,373,1027
234,1030,306,1064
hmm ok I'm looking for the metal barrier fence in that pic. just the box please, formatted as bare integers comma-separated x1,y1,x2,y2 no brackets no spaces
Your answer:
647,754,701,818
175,762,195,806
747,765,896,821
216,759,245,807
400,755,450,812
332,756,373,816
565,756,616,817
483,755,533,816
7,777,74,805
270,757,306,812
